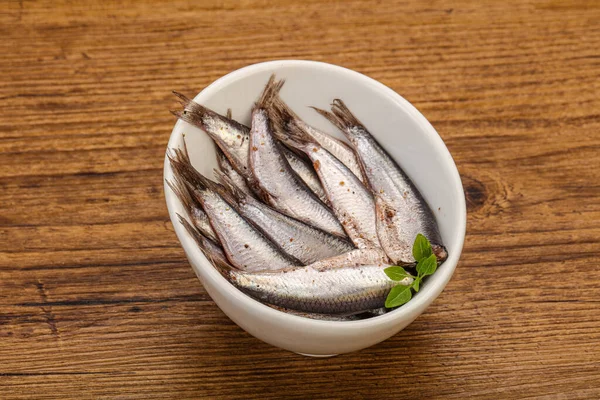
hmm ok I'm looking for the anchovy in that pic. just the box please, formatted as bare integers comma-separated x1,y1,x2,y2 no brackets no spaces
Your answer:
270,95,367,183
172,93,328,202
284,137,381,249
167,175,219,244
168,143,301,271
215,172,354,264
214,145,255,197
314,99,446,264
172,92,251,180
177,214,231,270
223,263,413,315
249,76,346,237
280,146,329,204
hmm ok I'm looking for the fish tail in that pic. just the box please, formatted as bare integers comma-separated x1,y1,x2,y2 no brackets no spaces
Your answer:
167,138,216,196
178,213,214,251
268,94,297,131
171,91,205,117
330,99,363,128
171,91,211,128
177,213,204,243
269,96,314,146
311,106,343,130
271,93,299,122
172,91,191,107
255,74,285,111
213,169,248,206
177,213,236,272
276,126,314,155
166,175,197,217
172,92,248,135
312,99,363,132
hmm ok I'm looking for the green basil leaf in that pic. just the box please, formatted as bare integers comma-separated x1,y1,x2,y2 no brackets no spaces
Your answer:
385,285,413,308
384,266,414,281
412,233,432,261
412,277,420,292
416,254,438,277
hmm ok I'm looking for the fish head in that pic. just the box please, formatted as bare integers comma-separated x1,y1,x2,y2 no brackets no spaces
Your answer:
432,244,448,262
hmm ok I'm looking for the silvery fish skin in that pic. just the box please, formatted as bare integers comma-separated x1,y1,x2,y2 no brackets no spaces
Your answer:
224,263,413,314
172,92,252,180
308,248,389,270
216,173,354,264
214,146,255,197
270,95,367,183
314,99,446,264
286,139,382,249
167,175,219,244
249,76,346,237
172,93,328,202
280,146,328,204
177,214,231,270
168,145,301,271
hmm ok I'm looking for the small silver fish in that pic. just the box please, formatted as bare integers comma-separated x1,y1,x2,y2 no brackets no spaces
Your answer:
285,137,381,249
169,143,301,271
167,175,219,244
314,99,447,264
280,146,329,204
224,263,413,315
249,76,346,237
216,172,354,264
214,145,255,198
172,92,251,180
270,95,367,183
172,93,328,202
177,214,231,270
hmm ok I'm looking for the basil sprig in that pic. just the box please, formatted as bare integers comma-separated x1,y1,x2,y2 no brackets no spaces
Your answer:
384,234,439,308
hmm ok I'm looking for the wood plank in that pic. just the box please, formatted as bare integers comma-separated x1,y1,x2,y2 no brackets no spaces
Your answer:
1,0,599,398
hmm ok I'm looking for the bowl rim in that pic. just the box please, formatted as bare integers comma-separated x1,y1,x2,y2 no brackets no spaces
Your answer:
164,59,467,330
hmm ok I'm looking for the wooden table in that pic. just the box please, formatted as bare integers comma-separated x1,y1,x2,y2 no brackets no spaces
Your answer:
1,1,599,398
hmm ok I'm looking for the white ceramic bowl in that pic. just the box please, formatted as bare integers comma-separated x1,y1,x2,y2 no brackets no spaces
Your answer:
164,60,466,356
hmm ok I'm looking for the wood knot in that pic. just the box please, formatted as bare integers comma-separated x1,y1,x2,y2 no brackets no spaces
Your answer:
462,175,487,212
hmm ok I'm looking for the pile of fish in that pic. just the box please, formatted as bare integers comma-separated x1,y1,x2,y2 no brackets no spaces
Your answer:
168,75,447,321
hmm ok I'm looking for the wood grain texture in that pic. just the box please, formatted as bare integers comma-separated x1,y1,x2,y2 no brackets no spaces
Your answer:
1,0,599,398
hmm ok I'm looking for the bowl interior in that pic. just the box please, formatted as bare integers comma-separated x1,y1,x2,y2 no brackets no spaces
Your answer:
164,60,465,331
